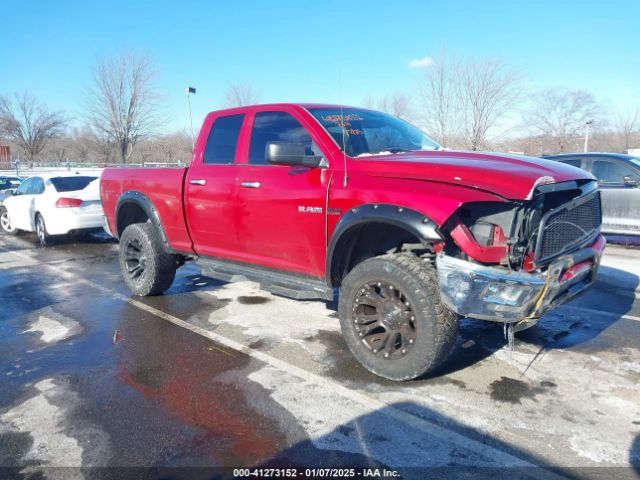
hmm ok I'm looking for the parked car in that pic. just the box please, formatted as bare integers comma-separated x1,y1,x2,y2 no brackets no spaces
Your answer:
0,173,104,245
542,153,640,235
102,104,604,381
0,176,23,204
0,176,23,193
0,176,24,231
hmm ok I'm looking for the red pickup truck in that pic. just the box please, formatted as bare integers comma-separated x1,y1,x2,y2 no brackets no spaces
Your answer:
101,104,605,381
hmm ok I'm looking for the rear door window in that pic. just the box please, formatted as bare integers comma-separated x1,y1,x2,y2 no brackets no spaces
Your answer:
203,114,245,165
50,176,97,192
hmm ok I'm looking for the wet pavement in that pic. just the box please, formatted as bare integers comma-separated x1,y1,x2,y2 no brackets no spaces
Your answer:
0,232,639,479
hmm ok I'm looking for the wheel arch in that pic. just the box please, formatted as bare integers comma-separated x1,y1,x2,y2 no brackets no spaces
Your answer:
33,210,44,231
327,204,442,288
115,191,173,253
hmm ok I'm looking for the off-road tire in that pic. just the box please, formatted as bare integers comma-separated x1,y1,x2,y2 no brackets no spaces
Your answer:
119,222,177,296
35,213,54,246
0,207,19,235
338,253,459,381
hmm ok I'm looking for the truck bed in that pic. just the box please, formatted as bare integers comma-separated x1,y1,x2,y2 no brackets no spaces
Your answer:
101,167,194,253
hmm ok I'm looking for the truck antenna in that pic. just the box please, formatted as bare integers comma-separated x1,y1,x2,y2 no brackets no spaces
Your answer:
338,64,348,187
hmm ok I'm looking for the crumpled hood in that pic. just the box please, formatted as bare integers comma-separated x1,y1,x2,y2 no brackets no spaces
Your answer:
356,150,595,200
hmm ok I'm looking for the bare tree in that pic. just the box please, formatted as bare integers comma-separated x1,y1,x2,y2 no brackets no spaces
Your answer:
222,82,262,108
364,92,414,121
71,129,93,163
0,93,67,168
131,131,192,165
362,94,376,110
613,107,639,152
415,54,522,150
525,88,602,153
85,52,165,163
415,53,461,148
457,58,523,150
46,138,68,163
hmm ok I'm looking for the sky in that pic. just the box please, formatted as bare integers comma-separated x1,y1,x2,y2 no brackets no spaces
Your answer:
1,0,639,133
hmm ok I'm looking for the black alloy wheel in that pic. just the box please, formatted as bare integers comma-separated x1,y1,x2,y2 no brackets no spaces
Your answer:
338,253,459,381
352,281,417,359
124,237,148,283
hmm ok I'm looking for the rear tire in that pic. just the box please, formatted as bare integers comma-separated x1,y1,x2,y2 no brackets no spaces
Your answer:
35,213,53,246
119,223,177,296
0,207,19,235
338,253,459,381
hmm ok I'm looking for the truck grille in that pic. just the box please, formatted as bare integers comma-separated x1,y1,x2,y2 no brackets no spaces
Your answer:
535,191,602,264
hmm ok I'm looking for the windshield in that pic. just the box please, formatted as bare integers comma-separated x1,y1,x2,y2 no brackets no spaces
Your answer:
49,176,98,192
308,108,441,157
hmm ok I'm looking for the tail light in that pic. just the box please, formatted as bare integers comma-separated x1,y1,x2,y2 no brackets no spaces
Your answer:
55,197,83,208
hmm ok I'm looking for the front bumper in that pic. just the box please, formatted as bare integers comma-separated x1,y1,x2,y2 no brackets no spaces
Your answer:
436,235,606,327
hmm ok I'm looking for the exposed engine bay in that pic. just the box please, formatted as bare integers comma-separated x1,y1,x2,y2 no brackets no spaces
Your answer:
442,179,601,272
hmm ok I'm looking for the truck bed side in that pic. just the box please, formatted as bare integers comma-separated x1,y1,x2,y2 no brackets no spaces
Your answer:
101,167,194,254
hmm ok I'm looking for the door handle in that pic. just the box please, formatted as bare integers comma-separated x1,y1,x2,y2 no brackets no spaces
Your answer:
240,181,261,189
190,179,207,186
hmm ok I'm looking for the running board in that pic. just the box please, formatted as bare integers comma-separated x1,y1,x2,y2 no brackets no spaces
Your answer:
197,257,334,301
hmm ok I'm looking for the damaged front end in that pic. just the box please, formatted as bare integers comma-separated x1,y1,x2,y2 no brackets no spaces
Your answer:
436,179,605,331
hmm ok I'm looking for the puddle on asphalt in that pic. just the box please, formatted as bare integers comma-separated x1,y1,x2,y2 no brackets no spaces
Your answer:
237,296,271,305
137,289,232,328
488,377,548,404
114,306,295,466
0,276,315,469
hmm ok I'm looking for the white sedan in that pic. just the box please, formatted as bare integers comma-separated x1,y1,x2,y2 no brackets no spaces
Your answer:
0,173,104,246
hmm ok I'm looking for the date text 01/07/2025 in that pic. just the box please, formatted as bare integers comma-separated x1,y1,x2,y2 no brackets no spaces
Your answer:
232,467,400,478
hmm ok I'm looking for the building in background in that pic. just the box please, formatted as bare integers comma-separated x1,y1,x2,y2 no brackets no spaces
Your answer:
0,145,11,170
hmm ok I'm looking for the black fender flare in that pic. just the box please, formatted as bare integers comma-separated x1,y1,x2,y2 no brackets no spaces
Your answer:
115,191,173,253
326,203,442,286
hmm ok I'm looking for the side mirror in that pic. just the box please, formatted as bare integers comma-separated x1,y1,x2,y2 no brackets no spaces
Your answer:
5,189,15,197
266,142,323,167
623,175,639,188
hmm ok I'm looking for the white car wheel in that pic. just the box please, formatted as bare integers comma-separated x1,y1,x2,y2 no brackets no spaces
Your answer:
0,207,18,235
35,214,53,246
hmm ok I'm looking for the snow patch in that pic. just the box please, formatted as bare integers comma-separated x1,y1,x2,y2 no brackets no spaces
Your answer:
0,377,109,476
205,281,339,355
244,364,521,468
569,433,624,463
0,251,38,270
25,309,82,344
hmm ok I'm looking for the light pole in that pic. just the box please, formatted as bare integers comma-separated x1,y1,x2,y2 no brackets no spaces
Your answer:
185,87,196,152
583,119,593,152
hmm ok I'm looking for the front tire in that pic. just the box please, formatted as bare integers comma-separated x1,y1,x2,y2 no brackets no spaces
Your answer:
0,207,19,235
35,213,53,246
119,223,177,296
338,253,459,381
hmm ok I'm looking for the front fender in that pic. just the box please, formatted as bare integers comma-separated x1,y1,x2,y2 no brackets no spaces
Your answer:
326,203,441,285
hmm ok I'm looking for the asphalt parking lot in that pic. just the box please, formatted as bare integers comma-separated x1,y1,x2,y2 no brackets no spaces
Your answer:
0,232,639,480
